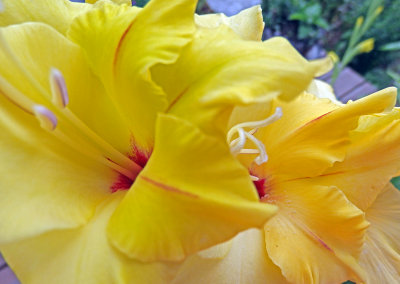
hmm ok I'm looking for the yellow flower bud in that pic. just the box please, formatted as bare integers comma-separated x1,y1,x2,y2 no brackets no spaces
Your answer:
357,38,375,54
356,16,364,28
374,5,384,16
327,51,339,64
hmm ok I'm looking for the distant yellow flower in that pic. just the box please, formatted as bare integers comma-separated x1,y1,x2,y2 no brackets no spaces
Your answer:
175,87,400,284
327,51,339,64
355,16,364,28
374,5,384,16
0,0,327,283
357,38,375,54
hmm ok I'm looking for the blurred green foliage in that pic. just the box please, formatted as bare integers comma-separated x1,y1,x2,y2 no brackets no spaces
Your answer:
261,0,400,89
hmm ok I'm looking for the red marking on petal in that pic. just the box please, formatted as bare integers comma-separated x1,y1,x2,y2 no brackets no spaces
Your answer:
111,173,133,193
113,22,133,69
110,142,151,193
140,175,199,198
253,178,267,199
303,111,333,127
130,144,150,168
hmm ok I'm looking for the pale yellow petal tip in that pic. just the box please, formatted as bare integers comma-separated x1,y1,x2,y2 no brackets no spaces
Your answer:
195,5,265,41
307,79,342,105
351,87,397,111
230,5,265,41
310,56,334,77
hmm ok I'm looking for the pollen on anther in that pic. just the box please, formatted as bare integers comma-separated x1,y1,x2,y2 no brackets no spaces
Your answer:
33,105,57,131
50,68,69,108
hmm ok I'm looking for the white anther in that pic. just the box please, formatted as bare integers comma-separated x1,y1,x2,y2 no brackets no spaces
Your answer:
33,105,57,131
50,68,69,108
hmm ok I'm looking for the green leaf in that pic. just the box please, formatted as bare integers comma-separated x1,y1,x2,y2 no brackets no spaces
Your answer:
387,70,400,83
315,18,330,29
380,41,400,51
289,12,308,22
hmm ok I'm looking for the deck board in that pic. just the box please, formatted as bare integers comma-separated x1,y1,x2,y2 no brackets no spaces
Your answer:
320,67,377,102
0,254,5,268
0,267,19,284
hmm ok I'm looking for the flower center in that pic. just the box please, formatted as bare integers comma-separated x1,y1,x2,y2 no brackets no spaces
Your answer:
0,30,143,185
227,107,282,167
227,108,282,198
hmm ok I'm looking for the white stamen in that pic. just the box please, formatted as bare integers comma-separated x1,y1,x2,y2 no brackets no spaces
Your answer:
244,131,268,165
239,149,260,154
50,68,69,108
227,107,283,166
229,127,246,154
33,105,57,131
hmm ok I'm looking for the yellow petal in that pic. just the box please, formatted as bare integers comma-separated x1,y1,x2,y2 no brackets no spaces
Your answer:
313,89,400,210
1,192,177,284
0,82,113,244
0,0,90,34
252,88,396,179
107,114,277,262
68,0,196,149
195,5,265,41
307,79,342,105
173,229,289,284
359,183,400,284
264,180,368,284
152,27,329,138
0,22,132,155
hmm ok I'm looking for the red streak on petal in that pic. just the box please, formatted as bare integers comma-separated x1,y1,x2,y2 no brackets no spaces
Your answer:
302,111,333,128
301,224,334,252
140,175,199,198
113,21,134,69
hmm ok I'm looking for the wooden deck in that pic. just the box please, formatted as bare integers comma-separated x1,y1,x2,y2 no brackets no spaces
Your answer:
0,67,377,284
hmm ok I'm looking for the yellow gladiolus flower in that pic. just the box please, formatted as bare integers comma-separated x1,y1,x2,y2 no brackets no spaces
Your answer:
175,87,400,284
0,0,329,283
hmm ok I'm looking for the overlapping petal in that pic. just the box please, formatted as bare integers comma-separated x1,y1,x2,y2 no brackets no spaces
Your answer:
249,88,396,179
107,114,277,262
0,23,132,153
152,26,330,138
68,0,197,149
314,95,400,210
0,79,113,244
173,229,289,284
0,192,178,284
0,0,90,34
263,180,368,284
359,183,400,283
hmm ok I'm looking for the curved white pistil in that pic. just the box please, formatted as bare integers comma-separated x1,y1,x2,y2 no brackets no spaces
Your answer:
227,107,282,165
